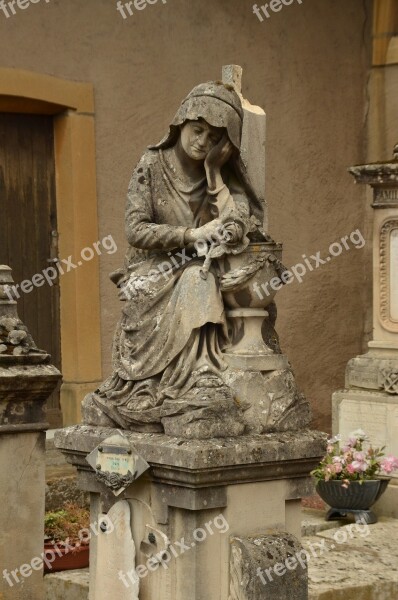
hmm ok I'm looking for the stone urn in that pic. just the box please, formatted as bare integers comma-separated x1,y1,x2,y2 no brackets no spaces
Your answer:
220,241,285,360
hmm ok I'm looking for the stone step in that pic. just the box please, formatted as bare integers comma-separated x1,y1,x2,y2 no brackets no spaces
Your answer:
301,508,346,536
303,516,398,600
45,568,89,600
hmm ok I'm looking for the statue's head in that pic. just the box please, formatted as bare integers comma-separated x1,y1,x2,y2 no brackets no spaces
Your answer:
150,81,266,228
151,82,243,153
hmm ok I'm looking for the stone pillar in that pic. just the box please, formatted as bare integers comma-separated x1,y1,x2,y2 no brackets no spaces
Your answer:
0,265,61,600
222,64,268,230
332,146,398,517
55,426,325,600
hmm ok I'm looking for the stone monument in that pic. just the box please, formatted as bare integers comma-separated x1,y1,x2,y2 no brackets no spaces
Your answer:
55,66,325,600
333,144,398,517
0,265,61,600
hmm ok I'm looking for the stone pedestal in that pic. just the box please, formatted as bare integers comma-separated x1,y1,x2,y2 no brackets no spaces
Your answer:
332,146,398,517
0,265,61,600
55,426,325,600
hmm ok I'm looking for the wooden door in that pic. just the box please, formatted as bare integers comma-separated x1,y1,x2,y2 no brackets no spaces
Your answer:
0,114,62,427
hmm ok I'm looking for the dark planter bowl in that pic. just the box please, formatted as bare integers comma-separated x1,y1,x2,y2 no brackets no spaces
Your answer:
316,478,390,510
43,542,89,573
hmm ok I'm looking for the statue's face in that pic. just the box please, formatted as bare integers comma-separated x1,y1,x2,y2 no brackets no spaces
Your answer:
180,119,224,161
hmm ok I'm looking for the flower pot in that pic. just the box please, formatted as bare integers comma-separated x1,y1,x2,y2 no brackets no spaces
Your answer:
316,478,390,524
43,542,89,573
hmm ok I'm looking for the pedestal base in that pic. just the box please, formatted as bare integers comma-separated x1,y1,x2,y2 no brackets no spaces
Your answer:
223,363,311,433
346,351,398,393
326,508,377,525
55,427,326,600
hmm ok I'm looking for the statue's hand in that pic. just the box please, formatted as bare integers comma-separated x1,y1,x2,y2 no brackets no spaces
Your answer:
205,134,233,190
185,219,224,244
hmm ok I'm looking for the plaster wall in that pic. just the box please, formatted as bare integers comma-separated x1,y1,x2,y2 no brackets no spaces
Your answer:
0,0,372,430
0,433,45,600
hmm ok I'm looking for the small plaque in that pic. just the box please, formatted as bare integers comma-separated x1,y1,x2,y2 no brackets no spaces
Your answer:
86,433,150,496
374,188,398,207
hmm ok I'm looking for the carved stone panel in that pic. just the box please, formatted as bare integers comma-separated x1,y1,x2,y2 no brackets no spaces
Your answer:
379,219,398,332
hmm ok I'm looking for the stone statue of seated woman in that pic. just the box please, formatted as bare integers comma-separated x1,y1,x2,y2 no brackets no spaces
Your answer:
82,79,311,439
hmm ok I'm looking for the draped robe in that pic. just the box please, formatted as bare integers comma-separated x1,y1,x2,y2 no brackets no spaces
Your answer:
94,148,250,427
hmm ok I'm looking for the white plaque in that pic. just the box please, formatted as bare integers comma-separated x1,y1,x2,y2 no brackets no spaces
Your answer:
338,397,398,476
390,229,398,321
86,433,150,496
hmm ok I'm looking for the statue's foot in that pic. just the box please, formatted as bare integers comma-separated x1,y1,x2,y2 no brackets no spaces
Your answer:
162,412,245,439
161,384,246,439
190,365,227,389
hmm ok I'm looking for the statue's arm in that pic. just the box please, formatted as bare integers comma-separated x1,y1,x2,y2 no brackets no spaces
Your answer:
125,161,188,250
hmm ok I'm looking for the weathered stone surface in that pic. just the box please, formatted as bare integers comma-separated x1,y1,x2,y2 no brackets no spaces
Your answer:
56,425,324,600
224,367,311,433
161,395,245,439
305,519,398,599
0,433,46,600
55,425,326,477
45,569,89,600
0,266,62,600
0,266,61,430
0,364,61,427
301,509,345,537
0,266,49,359
82,68,311,439
346,353,398,392
92,500,139,600
229,532,307,599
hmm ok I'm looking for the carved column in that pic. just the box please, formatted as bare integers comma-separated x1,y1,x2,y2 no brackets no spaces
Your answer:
332,145,398,517
0,265,61,600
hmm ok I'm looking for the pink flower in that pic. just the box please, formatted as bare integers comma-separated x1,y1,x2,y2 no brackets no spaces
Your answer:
351,459,369,472
353,451,366,462
327,444,335,454
380,456,398,474
346,464,356,474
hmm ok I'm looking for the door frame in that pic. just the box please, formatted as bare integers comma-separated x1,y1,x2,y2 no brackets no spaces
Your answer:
0,68,102,426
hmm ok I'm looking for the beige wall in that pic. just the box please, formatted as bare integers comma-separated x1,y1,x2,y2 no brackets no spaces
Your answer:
0,0,372,431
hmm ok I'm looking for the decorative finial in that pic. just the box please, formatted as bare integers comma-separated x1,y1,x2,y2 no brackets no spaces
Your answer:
0,265,47,359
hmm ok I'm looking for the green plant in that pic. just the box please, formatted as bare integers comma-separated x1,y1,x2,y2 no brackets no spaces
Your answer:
44,503,90,545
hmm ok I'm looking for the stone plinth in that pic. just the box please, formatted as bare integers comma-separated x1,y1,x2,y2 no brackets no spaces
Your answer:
0,265,61,600
55,426,325,600
333,146,398,517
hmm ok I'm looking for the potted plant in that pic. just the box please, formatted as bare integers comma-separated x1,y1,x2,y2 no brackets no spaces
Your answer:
311,429,398,524
44,503,90,573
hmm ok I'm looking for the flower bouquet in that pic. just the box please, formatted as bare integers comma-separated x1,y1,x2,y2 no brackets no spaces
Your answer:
311,429,398,523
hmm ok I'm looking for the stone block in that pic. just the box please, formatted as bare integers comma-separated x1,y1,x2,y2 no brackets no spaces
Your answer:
45,569,89,600
229,532,308,599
